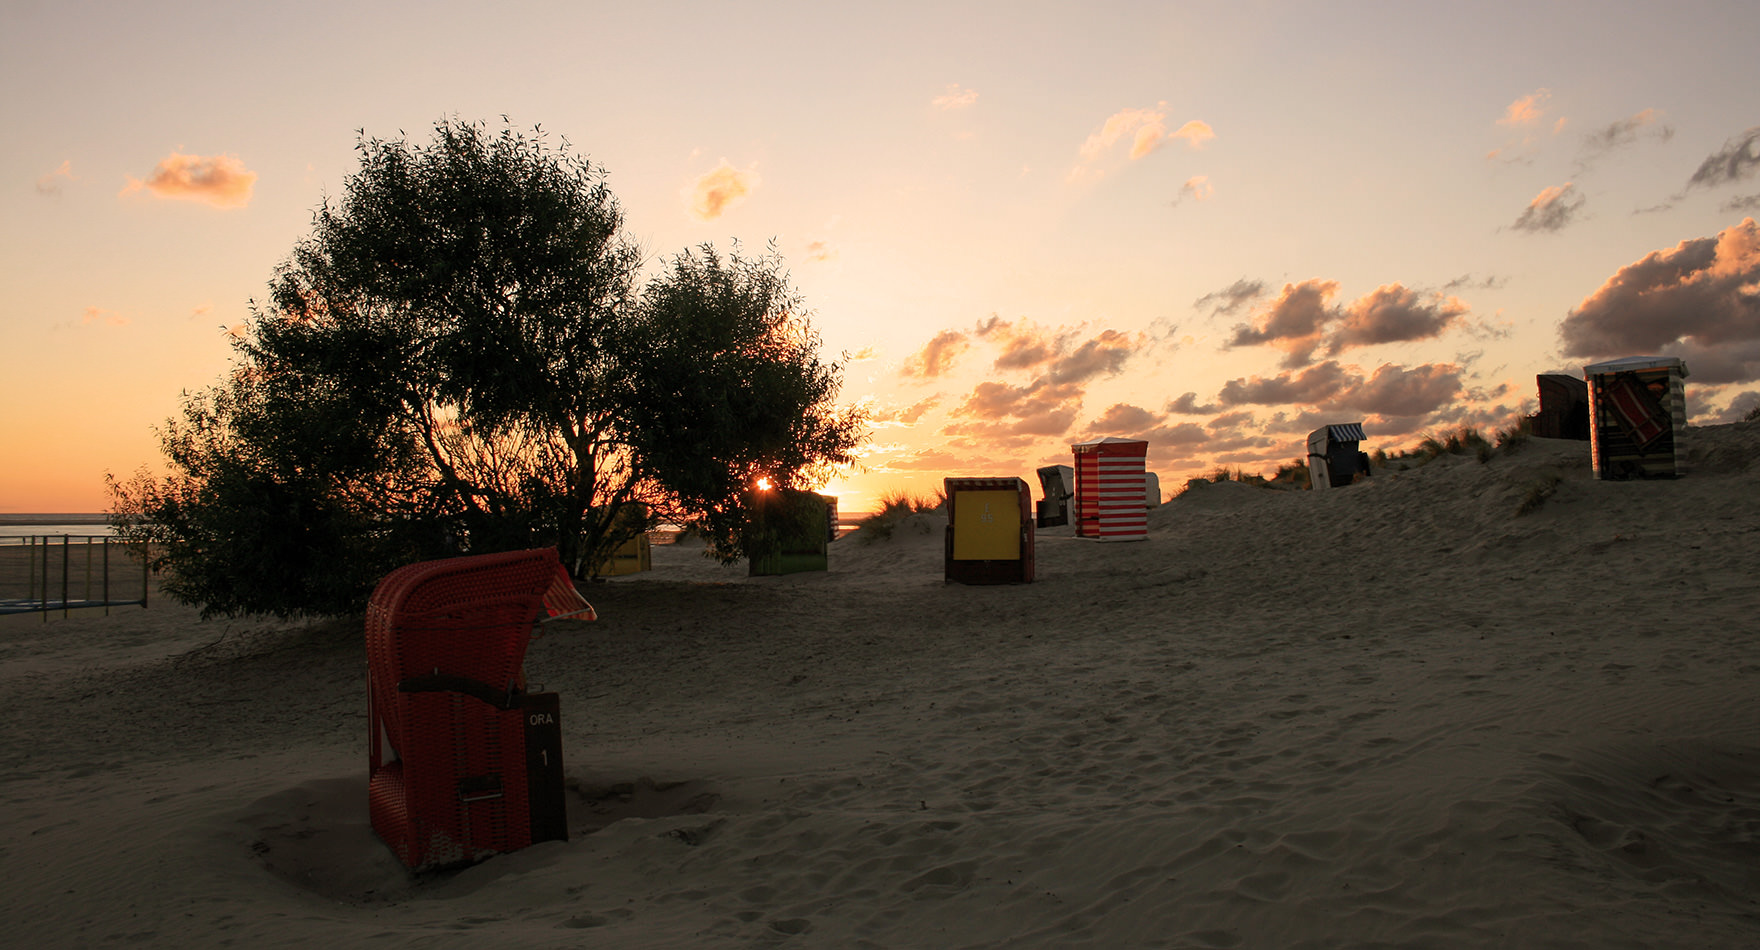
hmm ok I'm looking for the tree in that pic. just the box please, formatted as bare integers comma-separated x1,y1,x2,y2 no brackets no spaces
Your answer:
112,118,864,617
622,244,863,560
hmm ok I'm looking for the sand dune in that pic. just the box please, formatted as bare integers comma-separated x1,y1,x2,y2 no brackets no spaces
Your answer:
4,428,1759,948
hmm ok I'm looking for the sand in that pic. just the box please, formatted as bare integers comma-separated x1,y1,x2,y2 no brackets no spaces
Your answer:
3,427,1759,948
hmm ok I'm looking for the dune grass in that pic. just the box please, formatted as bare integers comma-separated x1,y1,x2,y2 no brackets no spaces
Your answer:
1494,416,1532,453
1384,425,1503,467
1268,458,1311,489
1183,416,1535,492
1516,472,1563,516
854,491,944,542
1180,464,1280,496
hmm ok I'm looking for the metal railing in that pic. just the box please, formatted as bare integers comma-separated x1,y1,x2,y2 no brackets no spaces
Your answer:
0,535,151,619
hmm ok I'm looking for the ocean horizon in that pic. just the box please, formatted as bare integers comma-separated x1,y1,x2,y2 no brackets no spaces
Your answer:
0,513,109,525
0,515,115,538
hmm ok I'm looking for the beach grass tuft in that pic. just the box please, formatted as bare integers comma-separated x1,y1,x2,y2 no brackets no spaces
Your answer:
1494,416,1532,453
855,491,944,542
1516,472,1563,516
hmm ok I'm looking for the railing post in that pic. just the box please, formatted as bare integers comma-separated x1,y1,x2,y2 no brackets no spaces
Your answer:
62,534,70,619
104,538,112,616
27,537,39,618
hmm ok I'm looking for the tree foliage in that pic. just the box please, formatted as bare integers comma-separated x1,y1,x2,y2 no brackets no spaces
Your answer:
112,118,864,618
622,244,863,558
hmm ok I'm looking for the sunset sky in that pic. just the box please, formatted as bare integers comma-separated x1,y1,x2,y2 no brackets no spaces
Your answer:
5,1,1759,513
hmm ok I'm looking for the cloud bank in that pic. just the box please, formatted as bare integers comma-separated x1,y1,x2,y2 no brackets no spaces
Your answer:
897,317,1147,448
1559,217,1760,383
1225,280,1467,367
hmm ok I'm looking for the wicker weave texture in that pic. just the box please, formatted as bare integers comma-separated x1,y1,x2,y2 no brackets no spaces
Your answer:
365,548,559,870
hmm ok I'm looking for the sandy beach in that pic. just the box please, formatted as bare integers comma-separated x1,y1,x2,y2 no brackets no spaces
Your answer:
4,427,1759,948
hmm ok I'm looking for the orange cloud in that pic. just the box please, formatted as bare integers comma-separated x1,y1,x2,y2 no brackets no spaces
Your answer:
931,83,978,109
1045,329,1136,385
36,160,74,195
804,239,837,263
1170,120,1214,148
1512,182,1585,233
1175,175,1213,205
1079,106,1168,162
937,320,1147,449
976,316,1066,370
972,317,1141,384
945,378,1083,441
684,160,759,220
81,306,128,327
863,395,942,430
121,152,256,207
1168,392,1220,415
1072,106,1211,181
1089,402,1159,432
1498,89,1551,127
900,329,970,379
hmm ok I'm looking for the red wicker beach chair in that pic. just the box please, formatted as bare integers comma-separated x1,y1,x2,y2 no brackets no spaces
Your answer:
366,548,576,870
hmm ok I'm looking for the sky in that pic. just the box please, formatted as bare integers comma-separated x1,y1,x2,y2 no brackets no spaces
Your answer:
4,0,1759,514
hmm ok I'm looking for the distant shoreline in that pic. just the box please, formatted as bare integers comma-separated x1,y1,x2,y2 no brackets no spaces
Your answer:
0,514,109,526
0,513,878,527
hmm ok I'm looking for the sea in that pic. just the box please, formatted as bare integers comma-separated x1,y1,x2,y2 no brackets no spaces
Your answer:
0,515,115,539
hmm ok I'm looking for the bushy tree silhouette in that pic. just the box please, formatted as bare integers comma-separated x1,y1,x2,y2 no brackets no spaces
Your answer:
111,119,863,617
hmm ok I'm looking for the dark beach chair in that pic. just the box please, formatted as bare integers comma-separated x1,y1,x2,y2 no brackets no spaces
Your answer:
366,548,580,870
